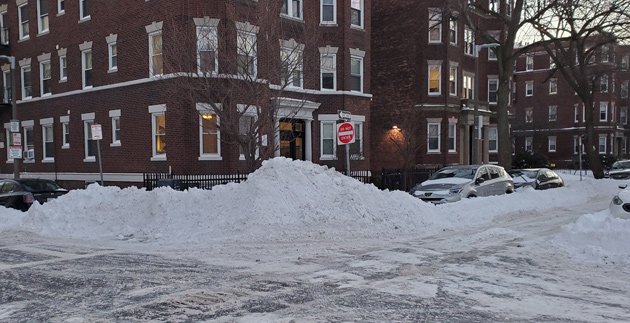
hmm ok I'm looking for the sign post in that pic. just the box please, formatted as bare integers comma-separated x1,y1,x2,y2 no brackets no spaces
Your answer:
91,124,104,185
337,121,355,175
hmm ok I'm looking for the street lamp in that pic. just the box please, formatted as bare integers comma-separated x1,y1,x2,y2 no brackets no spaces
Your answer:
473,43,500,164
0,55,20,179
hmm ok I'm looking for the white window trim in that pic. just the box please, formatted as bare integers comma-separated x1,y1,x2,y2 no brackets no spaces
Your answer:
599,135,607,154
59,54,67,82
21,65,32,100
36,0,49,35
22,124,35,164
18,3,29,41
320,120,337,160
548,136,556,152
448,123,457,153
548,105,557,122
549,79,557,94
428,62,442,96
148,31,163,77
320,46,338,91
195,25,218,75
600,102,608,122
464,27,474,56
350,0,364,29
427,122,441,153
82,113,95,162
109,109,121,147
81,49,92,89
488,78,498,104
41,120,54,162
449,64,458,97
235,22,259,79
350,121,364,159
428,8,442,44
449,18,457,45
526,55,534,71
525,81,533,96
350,50,365,93
39,59,51,96
238,104,259,161
488,126,498,153
320,0,337,25
281,39,305,89
148,104,167,161
197,103,222,160
525,137,533,152
79,0,90,21
281,0,303,20
57,0,64,15
61,119,69,149
107,34,118,73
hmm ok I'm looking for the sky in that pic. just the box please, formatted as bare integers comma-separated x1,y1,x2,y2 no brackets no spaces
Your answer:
1,157,629,265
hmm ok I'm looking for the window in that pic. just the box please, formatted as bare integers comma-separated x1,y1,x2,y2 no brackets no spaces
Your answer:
488,47,497,61
622,56,629,70
351,0,363,28
80,0,89,20
526,55,534,71
281,41,304,88
59,55,67,81
107,34,118,72
58,0,64,14
21,65,32,99
463,73,473,99
350,122,363,159
320,50,337,90
449,18,457,45
152,113,166,158
623,81,629,98
428,9,441,43
18,4,29,40
525,107,533,123
81,49,92,88
464,27,474,56
449,64,457,96
149,32,163,76
0,11,8,45
40,60,51,96
83,120,95,160
489,0,499,12
548,136,556,152
599,135,606,154
525,81,533,96
37,0,49,34
427,123,440,152
488,126,497,152
321,0,336,24
2,70,9,104
525,137,532,152
237,25,257,78
601,45,609,63
282,0,303,19
200,113,220,157
574,136,580,154
600,102,608,121
600,75,608,93
550,56,556,69
549,78,557,94
488,78,498,104
110,111,121,146
23,126,34,161
238,112,257,159
62,121,69,148
622,107,627,125
548,105,557,122
350,56,363,92
574,104,580,123
42,124,54,160
448,123,456,152
428,63,441,95
321,121,336,159
197,26,218,74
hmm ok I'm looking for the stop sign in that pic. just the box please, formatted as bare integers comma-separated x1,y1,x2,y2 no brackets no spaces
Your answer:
337,122,355,145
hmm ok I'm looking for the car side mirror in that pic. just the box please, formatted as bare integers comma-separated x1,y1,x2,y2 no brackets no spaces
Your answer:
619,184,628,189
475,177,485,185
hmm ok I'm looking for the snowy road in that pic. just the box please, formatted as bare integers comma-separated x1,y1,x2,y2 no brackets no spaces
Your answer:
1,192,629,322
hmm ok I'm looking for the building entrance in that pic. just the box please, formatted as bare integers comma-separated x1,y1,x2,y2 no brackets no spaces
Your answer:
279,119,305,160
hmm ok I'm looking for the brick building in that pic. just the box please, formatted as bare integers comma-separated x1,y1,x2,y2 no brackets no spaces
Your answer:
370,0,504,171
0,0,372,187
511,45,630,167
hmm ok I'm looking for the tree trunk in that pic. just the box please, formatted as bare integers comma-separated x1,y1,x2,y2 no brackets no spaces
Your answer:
496,74,513,170
584,100,605,178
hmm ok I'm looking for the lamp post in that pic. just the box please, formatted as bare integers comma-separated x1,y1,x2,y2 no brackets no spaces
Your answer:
0,55,19,179
473,43,500,164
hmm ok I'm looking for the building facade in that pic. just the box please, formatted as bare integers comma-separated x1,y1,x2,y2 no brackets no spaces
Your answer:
0,0,372,187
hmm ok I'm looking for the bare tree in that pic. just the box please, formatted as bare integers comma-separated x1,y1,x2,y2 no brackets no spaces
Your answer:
450,0,558,170
531,0,630,178
387,111,426,189
161,1,322,172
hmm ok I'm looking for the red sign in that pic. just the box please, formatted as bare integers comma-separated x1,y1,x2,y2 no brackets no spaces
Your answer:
337,122,355,145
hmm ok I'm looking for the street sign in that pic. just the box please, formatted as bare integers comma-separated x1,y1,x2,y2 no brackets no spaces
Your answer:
10,120,19,133
91,124,103,140
337,122,355,145
9,146,22,159
338,110,352,121
12,133,21,146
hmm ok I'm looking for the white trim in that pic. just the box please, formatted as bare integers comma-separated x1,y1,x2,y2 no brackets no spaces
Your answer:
40,117,53,125
281,0,304,20
318,114,365,122
427,122,441,153
148,104,166,113
428,8,442,44
22,120,34,127
350,0,364,29
0,172,145,182
81,112,95,120
108,109,121,117
320,0,337,25
427,62,441,96
59,115,70,123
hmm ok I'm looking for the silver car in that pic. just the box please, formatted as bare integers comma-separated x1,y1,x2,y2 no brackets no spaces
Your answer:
410,165,514,203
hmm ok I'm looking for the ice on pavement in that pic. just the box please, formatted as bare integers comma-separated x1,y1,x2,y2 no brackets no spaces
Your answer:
0,157,629,263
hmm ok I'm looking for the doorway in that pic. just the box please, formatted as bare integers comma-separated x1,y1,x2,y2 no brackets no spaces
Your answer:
279,119,305,160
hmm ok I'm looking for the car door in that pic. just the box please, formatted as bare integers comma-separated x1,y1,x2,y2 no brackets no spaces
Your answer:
474,166,492,196
488,166,504,195
0,181,6,206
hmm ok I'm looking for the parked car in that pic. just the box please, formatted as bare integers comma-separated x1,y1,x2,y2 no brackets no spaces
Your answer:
0,179,69,211
410,165,514,204
610,184,630,219
606,160,630,180
508,168,564,190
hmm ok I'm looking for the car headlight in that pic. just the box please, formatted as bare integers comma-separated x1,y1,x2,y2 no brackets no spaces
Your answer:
612,195,624,205
449,187,462,194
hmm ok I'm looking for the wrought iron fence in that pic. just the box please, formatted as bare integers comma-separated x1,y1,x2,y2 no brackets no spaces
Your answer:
375,167,442,192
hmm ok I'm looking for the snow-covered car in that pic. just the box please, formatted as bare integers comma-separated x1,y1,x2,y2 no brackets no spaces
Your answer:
410,165,514,204
609,184,630,219
508,168,564,190
607,160,630,180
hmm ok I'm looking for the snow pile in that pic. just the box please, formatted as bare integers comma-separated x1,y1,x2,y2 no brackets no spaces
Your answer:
553,210,630,264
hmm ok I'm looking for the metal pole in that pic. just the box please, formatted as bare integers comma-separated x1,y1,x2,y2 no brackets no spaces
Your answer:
473,45,480,164
8,57,20,179
579,135,583,181
345,144,351,176
96,139,104,185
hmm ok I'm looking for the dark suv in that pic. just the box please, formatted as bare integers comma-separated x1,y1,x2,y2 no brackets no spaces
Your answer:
0,179,69,211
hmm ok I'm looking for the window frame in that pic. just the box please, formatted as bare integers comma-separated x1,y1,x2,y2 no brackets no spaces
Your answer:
110,112,121,147
83,119,95,161
525,107,533,123
549,78,557,94
151,112,166,160
548,105,557,122
449,17,457,45
599,135,607,154
108,42,117,72
548,136,556,152
79,0,89,20
18,4,29,40
236,29,257,78
37,0,49,34
198,112,221,159
488,78,498,104
320,52,337,91
464,27,474,56
600,102,608,122
428,8,442,44
59,55,67,81
350,0,364,29
488,126,498,153
349,121,364,159
428,62,441,95
350,55,363,93
320,120,337,160
148,31,163,77
463,73,474,99
40,60,51,96
61,121,69,148
57,0,65,15
427,122,441,153
81,49,92,89
21,65,32,100
282,0,303,20
526,55,534,71
320,0,336,25
449,64,458,96
42,123,54,161
525,137,533,152
448,123,457,152
196,26,218,75
525,81,533,96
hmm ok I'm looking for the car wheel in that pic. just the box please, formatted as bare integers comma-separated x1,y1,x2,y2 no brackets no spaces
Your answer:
506,189,514,194
467,194,477,198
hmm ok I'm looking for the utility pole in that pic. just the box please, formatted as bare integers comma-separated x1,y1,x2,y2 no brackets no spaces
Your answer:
0,55,20,179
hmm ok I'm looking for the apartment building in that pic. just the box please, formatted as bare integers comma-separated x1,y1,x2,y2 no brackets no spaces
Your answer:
511,45,630,167
371,0,504,171
0,0,371,187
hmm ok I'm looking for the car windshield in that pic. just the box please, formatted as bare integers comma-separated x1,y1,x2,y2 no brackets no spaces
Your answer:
521,170,539,179
19,180,65,192
429,167,477,180
612,160,630,170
